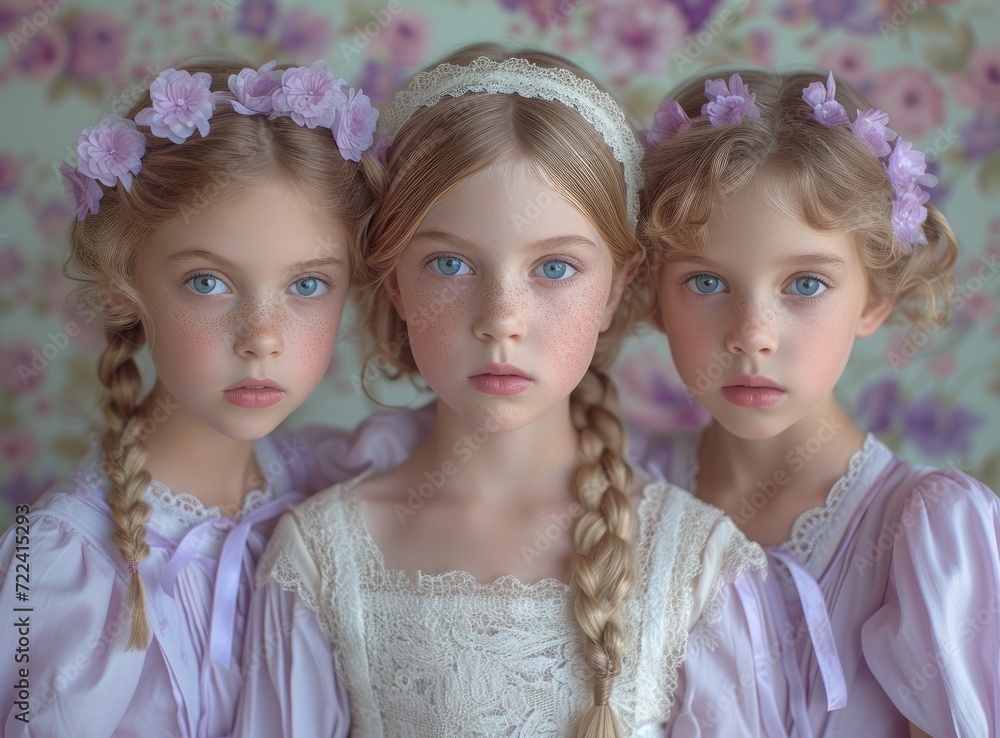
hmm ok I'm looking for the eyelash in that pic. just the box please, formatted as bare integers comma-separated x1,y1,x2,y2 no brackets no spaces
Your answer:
420,254,585,283
184,271,334,295
680,272,833,300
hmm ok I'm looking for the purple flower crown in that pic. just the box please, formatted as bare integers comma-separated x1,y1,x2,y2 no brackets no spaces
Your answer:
60,61,379,221
647,72,937,253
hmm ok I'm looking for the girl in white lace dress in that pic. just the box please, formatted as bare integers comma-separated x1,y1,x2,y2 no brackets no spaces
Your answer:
635,69,1000,736
0,60,400,737
237,46,781,738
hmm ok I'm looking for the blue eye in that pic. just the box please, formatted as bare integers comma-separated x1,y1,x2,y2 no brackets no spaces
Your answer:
187,275,229,295
686,274,725,295
291,277,326,297
788,276,827,297
429,256,471,276
534,260,577,281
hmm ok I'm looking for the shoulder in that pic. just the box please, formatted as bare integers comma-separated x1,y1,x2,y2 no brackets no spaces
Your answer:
876,453,999,524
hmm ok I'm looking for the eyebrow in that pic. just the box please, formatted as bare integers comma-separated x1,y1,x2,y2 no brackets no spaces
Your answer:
410,230,599,253
165,249,345,272
669,252,846,269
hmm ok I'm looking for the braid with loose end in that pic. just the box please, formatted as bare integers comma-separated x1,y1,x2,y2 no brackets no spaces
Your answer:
569,367,635,737
97,323,153,651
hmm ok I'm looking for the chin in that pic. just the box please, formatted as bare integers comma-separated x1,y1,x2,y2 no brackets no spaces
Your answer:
712,410,791,442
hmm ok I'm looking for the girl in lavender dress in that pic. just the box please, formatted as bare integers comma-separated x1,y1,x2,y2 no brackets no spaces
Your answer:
0,60,408,737
635,68,999,736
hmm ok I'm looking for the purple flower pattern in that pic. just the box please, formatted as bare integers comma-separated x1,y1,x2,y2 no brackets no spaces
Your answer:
134,69,215,144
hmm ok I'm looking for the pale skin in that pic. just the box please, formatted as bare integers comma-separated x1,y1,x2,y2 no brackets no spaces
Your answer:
655,178,938,731
355,164,642,585
129,188,352,515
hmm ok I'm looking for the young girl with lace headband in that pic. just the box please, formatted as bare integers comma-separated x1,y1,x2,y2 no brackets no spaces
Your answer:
234,44,796,738
635,69,1000,735
0,59,423,737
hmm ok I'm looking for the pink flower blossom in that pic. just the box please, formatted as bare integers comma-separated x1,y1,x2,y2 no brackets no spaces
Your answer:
66,12,129,80
135,69,216,144
0,430,39,469
702,73,761,126
802,72,849,126
927,353,955,378
648,99,692,148
75,114,146,191
589,0,687,76
0,341,44,393
870,67,944,140
272,61,346,130
851,108,896,157
228,60,281,116
335,88,378,162
961,291,995,321
278,8,334,58
373,9,430,70
818,42,871,85
11,24,67,83
952,47,1000,116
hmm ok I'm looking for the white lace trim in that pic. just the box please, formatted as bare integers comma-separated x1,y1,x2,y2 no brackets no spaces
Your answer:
74,438,279,530
783,433,879,568
267,477,762,736
378,56,645,227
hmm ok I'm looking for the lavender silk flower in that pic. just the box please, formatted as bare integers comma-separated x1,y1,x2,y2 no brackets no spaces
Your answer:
75,114,146,191
701,73,760,126
59,162,103,220
852,108,896,158
648,98,692,147
229,60,282,116
802,72,849,126
886,139,939,193
272,61,347,130
134,69,216,144
891,188,931,250
335,88,378,162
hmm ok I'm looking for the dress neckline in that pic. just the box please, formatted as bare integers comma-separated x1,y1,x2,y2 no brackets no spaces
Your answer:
344,477,673,594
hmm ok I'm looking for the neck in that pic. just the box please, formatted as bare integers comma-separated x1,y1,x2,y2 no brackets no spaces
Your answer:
136,382,260,516
410,397,582,507
698,394,866,500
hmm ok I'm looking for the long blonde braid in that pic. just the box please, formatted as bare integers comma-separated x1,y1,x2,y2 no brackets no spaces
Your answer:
97,323,153,650
569,365,636,737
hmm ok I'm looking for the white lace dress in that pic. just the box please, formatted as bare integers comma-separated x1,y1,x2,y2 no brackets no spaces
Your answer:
237,476,774,737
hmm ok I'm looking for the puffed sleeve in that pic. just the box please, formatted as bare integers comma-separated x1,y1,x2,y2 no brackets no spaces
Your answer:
861,471,1000,737
0,514,149,737
667,514,788,737
278,405,434,493
233,513,348,738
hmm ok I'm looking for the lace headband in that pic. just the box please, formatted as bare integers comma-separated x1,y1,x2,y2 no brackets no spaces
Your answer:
378,56,645,228
60,61,379,221
648,72,937,253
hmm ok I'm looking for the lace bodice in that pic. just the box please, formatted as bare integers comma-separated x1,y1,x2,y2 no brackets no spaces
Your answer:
262,478,765,737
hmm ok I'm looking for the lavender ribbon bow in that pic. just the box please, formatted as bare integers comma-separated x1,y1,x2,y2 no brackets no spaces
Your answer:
159,491,305,668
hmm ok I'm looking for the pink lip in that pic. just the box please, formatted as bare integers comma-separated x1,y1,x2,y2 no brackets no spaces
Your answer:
721,376,784,408
222,378,284,409
468,364,532,396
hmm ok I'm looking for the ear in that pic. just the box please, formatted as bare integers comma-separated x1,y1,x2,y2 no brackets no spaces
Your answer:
856,291,893,338
385,269,407,322
599,255,643,332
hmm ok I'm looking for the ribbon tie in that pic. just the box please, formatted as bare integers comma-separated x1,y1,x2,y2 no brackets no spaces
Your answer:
159,492,305,668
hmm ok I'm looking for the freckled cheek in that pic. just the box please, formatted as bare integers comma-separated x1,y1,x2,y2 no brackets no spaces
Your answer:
285,306,343,376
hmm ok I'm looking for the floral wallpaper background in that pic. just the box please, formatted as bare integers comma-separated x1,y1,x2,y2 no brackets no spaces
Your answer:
0,0,998,528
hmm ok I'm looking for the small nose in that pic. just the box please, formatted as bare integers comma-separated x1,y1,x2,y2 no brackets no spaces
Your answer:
233,298,284,360
471,272,528,343
725,296,777,356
